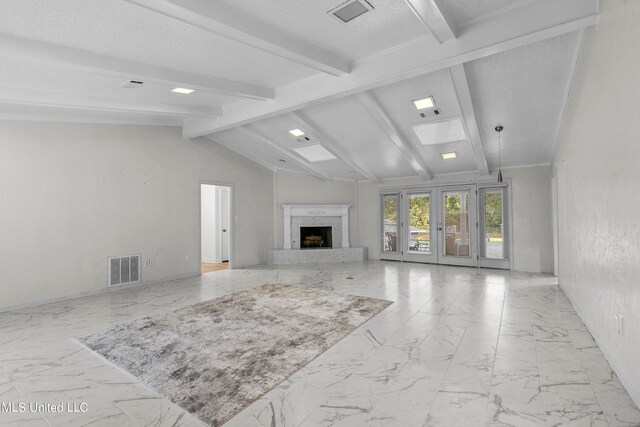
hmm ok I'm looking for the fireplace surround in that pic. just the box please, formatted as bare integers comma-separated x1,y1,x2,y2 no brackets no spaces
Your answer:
282,204,350,250
266,204,366,264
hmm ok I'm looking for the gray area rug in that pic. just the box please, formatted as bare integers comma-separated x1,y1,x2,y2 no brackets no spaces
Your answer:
77,283,392,426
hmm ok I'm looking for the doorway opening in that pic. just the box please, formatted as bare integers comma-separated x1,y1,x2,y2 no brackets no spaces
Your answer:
200,184,231,274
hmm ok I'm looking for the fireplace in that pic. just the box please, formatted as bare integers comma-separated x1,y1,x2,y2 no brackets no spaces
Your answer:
300,226,332,249
282,204,350,250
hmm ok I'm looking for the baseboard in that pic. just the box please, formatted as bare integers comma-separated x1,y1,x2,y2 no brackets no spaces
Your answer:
0,272,200,313
560,282,640,408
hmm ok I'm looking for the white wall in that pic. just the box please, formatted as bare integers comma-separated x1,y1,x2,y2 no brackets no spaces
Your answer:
553,0,640,404
273,170,358,249
0,121,273,308
355,165,554,273
200,184,216,263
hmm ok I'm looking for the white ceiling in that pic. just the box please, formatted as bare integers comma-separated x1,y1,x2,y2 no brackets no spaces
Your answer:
0,0,599,181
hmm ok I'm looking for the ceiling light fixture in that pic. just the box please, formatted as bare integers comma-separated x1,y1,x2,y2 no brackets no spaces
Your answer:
171,87,194,94
441,151,457,160
412,96,435,110
495,125,504,183
289,128,305,137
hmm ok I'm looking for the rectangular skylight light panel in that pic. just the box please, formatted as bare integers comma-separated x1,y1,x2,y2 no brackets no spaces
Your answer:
171,87,194,94
289,128,305,137
292,144,337,162
412,96,435,110
441,151,457,159
412,118,468,145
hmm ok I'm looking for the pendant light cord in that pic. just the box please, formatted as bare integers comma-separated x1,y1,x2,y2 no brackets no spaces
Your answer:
495,125,504,182
498,131,501,172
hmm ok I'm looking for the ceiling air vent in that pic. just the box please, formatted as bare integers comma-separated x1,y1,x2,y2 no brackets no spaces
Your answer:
420,109,441,118
121,80,144,88
328,0,373,23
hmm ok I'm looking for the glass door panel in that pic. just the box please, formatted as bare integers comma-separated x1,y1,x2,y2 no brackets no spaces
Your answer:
479,186,510,269
381,193,402,260
408,193,431,254
443,191,470,256
438,187,477,267
483,189,503,258
402,191,437,263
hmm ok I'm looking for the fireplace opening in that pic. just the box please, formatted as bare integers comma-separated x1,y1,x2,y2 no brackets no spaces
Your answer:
300,226,332,249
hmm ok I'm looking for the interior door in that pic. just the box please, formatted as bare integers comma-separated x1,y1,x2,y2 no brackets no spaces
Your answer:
402,190,438,263
220,187,230,262
437,186,478,267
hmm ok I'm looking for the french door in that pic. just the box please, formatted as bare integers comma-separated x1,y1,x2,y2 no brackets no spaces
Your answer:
380,183,510,269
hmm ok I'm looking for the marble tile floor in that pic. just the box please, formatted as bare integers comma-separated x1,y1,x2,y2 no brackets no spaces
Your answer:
0,261,638,427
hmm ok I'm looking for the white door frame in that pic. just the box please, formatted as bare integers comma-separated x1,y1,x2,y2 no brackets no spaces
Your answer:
199,180,235,270
401,189,438,264
380,190,402,261
477,183,511,269
436,185,478,267
378,179,512,269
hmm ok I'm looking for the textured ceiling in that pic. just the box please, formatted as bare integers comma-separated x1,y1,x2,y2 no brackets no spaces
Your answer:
465,31,580,169
0,58,236,107
441,0,523,27
0,0,315,87
227,31,581,179
0,0,593,181
213,0,426,60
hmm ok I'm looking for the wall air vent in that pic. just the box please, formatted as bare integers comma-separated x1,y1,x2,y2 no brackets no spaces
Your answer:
121,80,144,88
108,255,140,287
328,0,373,23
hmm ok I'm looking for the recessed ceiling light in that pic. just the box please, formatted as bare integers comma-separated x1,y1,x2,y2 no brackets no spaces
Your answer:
289,128,305,137
412,96,435,110
412,118,468,145
171,87,194,94
442,152,457,160
292,144,337,162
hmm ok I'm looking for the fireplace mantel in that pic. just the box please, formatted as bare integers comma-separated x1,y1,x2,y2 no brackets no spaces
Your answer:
282,204,350,250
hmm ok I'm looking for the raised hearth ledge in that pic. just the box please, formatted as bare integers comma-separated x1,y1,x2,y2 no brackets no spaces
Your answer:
266,248,367,265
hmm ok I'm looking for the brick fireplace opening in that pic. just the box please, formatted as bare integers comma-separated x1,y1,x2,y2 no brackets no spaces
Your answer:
300,226,332,249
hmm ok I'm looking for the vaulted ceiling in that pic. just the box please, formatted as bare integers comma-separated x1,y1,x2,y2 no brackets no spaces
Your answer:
0,0,599,181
